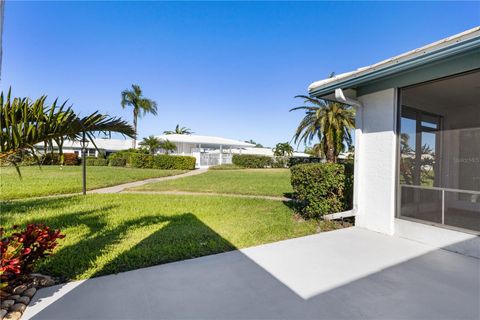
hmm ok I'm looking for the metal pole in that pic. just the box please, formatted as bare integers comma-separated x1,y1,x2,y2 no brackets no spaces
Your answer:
82,131,87,195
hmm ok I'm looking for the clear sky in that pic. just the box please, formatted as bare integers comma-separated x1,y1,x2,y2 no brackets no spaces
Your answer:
2,1,479,148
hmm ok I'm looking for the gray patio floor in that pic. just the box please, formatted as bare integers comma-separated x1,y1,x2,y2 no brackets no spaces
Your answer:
24,227,480,320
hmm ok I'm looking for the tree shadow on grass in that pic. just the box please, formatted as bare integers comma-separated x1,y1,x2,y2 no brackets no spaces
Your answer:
91,213,237,279
0,195,82,216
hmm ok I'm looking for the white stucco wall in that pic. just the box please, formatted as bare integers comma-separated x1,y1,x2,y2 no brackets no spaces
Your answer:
355,88,397,235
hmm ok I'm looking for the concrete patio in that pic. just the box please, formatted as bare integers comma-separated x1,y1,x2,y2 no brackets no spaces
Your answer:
24,227,480,319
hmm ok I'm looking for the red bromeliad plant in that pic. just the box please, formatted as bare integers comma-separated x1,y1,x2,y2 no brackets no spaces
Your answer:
0,224,65,290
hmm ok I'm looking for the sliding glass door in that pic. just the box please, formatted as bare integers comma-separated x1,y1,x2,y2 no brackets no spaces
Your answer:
398,70,480,233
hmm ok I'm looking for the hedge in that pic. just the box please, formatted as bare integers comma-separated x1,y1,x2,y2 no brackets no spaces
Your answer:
290,163,352,219
232,154,273,168
86,158,109,166
113,153,196,170
288,156,323,167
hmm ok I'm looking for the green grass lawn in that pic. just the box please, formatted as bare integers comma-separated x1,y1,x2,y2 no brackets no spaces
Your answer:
130,169,293,197
1,194,325,281
0,166,187,200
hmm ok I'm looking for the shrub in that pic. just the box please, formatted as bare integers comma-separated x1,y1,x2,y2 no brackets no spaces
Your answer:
288,156,323,167
151,154,196,170
272,156,289,168
41,153,79,165
0,224,65,289
63,153,79,165
290,163,346,219
108,152,129,167
232,154,273,168
86,157,108,166
343,161,354,210
130,153,154,168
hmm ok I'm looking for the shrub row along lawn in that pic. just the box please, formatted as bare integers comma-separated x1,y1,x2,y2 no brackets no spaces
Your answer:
1,194,323,281
0,166,187,200
131,169,293,197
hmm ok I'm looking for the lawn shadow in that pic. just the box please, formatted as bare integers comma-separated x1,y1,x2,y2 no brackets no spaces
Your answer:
0,195,81,216
91,212,237,278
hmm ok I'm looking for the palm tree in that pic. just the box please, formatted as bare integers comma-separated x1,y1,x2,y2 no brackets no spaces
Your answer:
1,89,135,174
273,142,294,156
139,135,161,154
290,95,355,163
245,139,263,148
163,124,193,135
160,139,176,154
121,84,158,148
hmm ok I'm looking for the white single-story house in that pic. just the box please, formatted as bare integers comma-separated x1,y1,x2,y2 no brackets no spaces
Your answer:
35,138,133,157
155,134,309,167
308,27,479,257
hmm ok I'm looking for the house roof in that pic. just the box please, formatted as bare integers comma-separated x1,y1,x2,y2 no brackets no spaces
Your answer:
230,147,310,158
308,26,480,97
155,134,255,148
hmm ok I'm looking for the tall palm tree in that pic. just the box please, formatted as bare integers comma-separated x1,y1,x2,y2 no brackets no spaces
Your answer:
290,95,355,163
121,84,158,148
1,89,135,174
139,135,161,154
163,124,193,135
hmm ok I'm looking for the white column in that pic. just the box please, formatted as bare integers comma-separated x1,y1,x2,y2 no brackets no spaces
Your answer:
219,145,223,165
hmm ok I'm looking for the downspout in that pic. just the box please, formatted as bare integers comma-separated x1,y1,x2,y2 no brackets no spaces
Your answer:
324,89,363,220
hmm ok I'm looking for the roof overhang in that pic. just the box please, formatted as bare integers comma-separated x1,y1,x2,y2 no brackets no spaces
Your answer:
155,134,255,148
308,27,480,98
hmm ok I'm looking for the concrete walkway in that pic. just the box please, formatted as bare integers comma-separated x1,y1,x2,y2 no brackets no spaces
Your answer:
89,168,208,194
24,227,479,320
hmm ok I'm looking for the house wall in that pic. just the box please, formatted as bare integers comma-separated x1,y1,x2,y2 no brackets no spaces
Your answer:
355,88,398,235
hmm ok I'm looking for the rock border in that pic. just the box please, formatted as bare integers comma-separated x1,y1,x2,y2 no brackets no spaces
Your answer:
1,274,55,320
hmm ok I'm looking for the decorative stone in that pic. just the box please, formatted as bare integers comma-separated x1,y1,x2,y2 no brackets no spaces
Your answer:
4,311,22,320
9,304,26,313
23,287,36,298
0,300,14,309
12,285,27,295
30,274,55,287
0,309,7,320
16,296,30,305
7,296,20,302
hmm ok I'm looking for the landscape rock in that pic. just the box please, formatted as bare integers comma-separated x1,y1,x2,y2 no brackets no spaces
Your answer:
0,300,14,309
7,296,20,302
12,285,27,295
16,296,30,305
23,287,36,298
3,311,22,320
9,304,26,313
0,309,7,320
30,273,55,287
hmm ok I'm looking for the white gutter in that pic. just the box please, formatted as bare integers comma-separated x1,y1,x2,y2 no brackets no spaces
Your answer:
324,88,364,220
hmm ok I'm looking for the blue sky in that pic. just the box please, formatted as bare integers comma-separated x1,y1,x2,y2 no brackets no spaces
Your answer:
2,1,479,148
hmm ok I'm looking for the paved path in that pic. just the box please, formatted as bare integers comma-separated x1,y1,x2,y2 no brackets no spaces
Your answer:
23,227,480,319
88,168,208,194
122,190,291,201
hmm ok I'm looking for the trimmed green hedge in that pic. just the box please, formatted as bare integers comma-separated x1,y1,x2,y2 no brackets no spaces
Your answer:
290,163,352,219
86,158,109,166
232,154,273,168
288,157,322,167
109,152,196,170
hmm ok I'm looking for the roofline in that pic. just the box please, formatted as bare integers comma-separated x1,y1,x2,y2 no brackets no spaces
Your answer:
308,27,480,97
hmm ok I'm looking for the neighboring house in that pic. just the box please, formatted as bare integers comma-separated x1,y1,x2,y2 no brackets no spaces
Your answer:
308,27,479,257
155,134,255,167
229,147,310,158
35,138,133,157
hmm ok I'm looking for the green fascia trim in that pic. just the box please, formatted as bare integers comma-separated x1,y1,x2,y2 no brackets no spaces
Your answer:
357,50,480,96
310,37,480,98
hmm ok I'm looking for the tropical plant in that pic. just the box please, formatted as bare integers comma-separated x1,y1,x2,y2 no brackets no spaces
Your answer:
290,95,355,163
163,124,193,135
1,89,135,174
160,139,177,154
139,135,161,154
245,139,263,148
121,84,158,147
273,142,294,157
